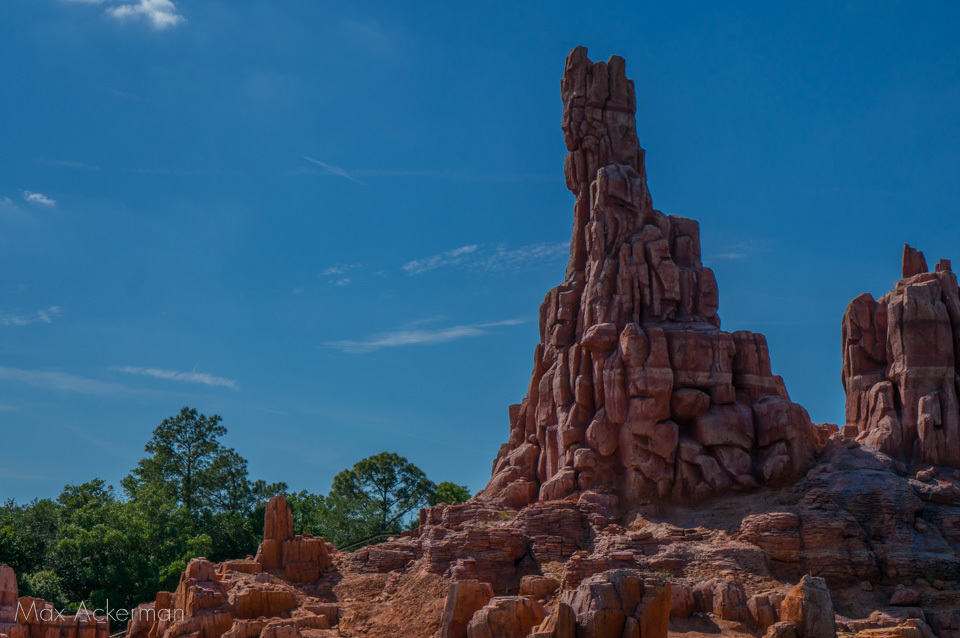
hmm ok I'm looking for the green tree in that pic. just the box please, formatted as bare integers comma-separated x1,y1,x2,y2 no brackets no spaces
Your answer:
123,407,248,523
325,452,435,546
429,481,471,506
0,497,59,576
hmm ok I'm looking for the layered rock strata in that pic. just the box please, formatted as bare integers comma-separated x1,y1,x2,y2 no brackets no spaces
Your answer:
482,46,821,508
0,564,109,638
128,496,335,638
842,244,960,466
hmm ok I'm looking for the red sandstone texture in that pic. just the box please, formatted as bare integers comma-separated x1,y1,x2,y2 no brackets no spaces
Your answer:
480,46,822,510
1,564,109,638
842,245,960,466
3,47,960,638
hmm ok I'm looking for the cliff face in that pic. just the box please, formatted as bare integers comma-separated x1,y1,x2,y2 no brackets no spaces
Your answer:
482,47,822,508
842,245,960,467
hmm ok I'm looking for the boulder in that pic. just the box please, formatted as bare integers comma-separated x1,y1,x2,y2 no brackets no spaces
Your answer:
779,575,836,638
465,596,545,638
440,580,494,638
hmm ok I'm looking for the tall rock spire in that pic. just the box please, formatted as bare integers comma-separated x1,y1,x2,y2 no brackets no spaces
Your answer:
842,244,960,466
481,47,820,508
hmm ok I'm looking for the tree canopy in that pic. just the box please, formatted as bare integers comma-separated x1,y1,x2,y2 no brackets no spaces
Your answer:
0,407,471,625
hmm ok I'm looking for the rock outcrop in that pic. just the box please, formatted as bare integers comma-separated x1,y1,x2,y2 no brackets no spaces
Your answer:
482,46,821,508
128,496,336,638
0,564,109,638
255,495,332,583
778,575,836,638
842,245,960,467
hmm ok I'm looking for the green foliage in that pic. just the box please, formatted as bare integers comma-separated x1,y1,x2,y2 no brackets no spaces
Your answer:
3,408,470,623
324,452,435,546
429,481,471,506
123,407,235,521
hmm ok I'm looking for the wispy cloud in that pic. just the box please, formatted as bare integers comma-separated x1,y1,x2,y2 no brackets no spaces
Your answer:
325,318,527,353
64,0,184,30
403,242,568,275
23,191,56,207
303,156,361,183
320,263,359,277
296,157,553,183
402,245,479,274
319,263,360,286
475,242,569,271
0,366,132,395
706,239,773,262
117,366,238,390
0,306,63,327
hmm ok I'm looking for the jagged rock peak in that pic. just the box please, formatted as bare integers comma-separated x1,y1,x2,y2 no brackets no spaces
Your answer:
842,243,960,466
480,47,822,510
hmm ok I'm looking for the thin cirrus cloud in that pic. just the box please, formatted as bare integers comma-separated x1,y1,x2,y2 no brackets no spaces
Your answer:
0,306,63,327
325,318,527,353
23,191,56,207
302,156,361,183
0,366,133,395
402,245,479,274
319,263,360,287
707,239,773,261
62,0,184,30
117,366,239,390
402,242,568,275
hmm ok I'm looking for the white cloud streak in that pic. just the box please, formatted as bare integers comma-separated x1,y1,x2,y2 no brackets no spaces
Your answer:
402,245,479,274
0,306,63,327
403,242,568,275
706,239,774,262
117,366,238,390
319,263,360,287
23,191,56,207
475,242,569,271
303,156,361,183
320,263,359,277
325,318,527,353
0,366,133,395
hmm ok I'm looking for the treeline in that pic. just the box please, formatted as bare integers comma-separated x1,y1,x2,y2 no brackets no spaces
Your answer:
0,407,469,616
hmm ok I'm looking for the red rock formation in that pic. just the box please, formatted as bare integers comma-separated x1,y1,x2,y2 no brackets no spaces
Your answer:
127,496,335,638
778,575,836,638
255,495,331,583
465,596,545,638
0,565,109,638
440,580,493,638
842,244,960,466
482,46,820,508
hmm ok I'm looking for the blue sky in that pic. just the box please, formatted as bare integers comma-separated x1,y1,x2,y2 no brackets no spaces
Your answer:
2,1,958,502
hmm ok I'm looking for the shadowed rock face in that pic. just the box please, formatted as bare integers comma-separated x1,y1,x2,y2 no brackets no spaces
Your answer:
842,244,960,467
481,46,821,508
